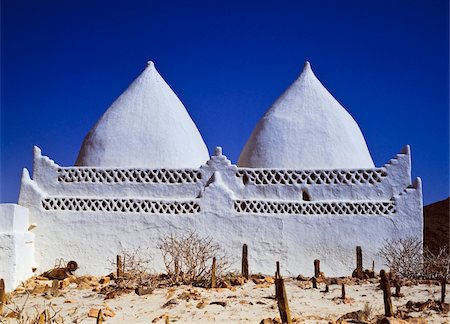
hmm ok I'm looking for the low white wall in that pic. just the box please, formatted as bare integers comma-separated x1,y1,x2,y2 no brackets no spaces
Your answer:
17,147,423,278
0,204,35,292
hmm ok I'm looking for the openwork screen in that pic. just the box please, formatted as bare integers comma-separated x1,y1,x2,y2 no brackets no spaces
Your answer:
236,168,387,185
42,197,200,214
57,168,202,184
234,200,395,215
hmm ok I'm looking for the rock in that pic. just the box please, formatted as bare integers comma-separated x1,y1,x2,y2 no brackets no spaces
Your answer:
42,268,70,280
337,310,367,322
252,278,263,284
230,277,245,286
264,277,274,284
136,286,153,296
378,317,409,324
99,277,110,285
210,301,226,307
88,308,100,318
64,299,76,303
31,284,49,294
260,319,274,324
196,300,208,309
296,274,309,281
162,298,178,308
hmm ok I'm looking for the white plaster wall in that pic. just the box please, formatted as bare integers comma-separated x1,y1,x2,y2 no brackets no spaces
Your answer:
18,147,423,278
0,204,35,292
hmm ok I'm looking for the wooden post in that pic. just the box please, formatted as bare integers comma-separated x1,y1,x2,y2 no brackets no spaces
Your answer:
380,270,394,317
372,260,375,273
96,309,104,323
0,278,5,314
356,246,363,279
165,314,170,324
117,255,123,278
324,284,329,293
341,283,346,299
441,278,446,304
242,244,249,279
211,257,216,288
394,279,401,296
314,259,320,278
312,277,317,289
276,261,280,277
51,279,59,297
275,268,292,324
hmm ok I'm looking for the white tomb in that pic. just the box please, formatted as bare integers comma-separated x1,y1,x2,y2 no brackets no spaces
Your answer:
1,61,423,291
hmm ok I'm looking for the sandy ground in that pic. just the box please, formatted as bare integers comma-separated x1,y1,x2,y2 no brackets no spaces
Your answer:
1,276,448,323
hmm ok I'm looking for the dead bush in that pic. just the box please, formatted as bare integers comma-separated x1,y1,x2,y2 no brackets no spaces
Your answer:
423,247,450,281
378,237,423,279
158,231,230,286
106,247,158,295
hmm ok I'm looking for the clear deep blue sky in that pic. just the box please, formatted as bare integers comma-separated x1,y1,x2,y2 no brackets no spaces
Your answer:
1,0,448,205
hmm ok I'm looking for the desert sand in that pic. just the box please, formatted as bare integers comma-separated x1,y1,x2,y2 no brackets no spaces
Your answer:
1,275,448,323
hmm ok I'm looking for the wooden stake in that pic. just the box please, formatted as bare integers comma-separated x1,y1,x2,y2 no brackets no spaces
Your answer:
276,261,280,277
165,314,170,324
394,279,401,296
275,271,292,324
96,309,104,323
372,260,375,272
441,278,446,304
117,255,123,278
242,244,249,279
211,257,216,288
51,279,59,297
324,284,329,293
314,259,320,278
356,246,363,279
0,278,5,314
341,283,346,299
380,270,394,317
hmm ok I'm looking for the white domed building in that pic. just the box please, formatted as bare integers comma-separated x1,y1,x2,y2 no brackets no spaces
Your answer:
0,61,422,291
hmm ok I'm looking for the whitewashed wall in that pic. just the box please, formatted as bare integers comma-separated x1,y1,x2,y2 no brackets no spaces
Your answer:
0,204,35,292
17,146,422,278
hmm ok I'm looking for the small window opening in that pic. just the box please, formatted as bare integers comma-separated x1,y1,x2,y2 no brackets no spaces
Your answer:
302,191,311,201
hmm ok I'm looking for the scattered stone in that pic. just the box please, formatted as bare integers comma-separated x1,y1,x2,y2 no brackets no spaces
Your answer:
135,286,153,296
337,309,368,322
88,307,115,318
210,301,226,307
264,277,274,284
88,308,100,318
99,277,110,285
64,299,76,303
296,274,309,281
162,298,178,308
252,278,263,284
260,319,274,324
196,300,208,309
230,277,246,286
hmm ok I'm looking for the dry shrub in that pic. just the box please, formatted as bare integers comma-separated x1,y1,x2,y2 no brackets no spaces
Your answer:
378,237,423,279
423,247,450,281
158,231,229,286
107,247,158,294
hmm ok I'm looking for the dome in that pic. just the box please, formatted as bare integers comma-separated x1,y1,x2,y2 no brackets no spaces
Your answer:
238,62,374,170
76,61,209,168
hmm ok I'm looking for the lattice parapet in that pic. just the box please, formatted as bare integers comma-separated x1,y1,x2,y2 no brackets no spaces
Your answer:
57,168,202,184
236,168,387,185
42,197,200,214
234,200,395,215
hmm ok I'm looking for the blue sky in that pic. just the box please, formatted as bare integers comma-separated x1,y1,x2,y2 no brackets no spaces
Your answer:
1,0,448,204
